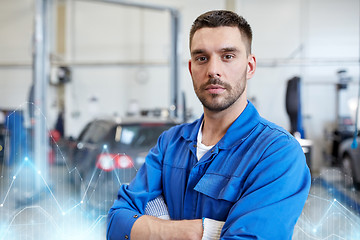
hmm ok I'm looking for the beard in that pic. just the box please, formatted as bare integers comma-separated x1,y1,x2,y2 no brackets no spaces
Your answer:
194,74,246,112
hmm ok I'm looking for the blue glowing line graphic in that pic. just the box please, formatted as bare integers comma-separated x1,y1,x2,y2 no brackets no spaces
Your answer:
0,104,110,239
293,169,360,239
1,105,360,239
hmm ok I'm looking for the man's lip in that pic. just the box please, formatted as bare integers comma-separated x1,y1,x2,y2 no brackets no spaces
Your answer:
205,85,225,94
205,84,225,90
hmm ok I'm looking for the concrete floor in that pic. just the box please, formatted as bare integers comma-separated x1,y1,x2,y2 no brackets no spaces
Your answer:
1,162,360,240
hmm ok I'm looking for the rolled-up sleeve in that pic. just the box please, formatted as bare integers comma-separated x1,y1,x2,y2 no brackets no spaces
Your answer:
107,207,142,240
106,133,166,239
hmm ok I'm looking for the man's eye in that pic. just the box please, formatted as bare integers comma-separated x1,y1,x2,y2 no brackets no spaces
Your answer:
223,54,234,60
196,56,207,62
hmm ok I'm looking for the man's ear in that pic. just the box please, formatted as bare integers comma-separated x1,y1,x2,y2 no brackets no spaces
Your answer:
188,60,192,76
246,54,256,80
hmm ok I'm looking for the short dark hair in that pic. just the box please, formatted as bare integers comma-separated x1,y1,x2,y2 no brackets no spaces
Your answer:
189,10,253,54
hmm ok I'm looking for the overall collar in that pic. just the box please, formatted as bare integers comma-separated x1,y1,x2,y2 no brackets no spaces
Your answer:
181,101,261,149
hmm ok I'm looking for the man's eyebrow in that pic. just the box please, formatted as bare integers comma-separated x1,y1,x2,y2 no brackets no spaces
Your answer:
191,49,205,56
221,47,239,53
191,47,240,56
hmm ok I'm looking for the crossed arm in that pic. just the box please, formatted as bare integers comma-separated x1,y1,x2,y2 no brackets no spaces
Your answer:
131,216,203,240
129,195,225,240
131,195,203,240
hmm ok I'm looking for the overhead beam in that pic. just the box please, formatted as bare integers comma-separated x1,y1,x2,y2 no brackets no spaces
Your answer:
86,0,177,12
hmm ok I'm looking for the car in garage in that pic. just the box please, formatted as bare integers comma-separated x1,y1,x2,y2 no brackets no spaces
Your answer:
67,116,178,214
338,137,360,190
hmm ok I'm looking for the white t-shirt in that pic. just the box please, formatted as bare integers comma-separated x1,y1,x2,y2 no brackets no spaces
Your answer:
196,121,215,160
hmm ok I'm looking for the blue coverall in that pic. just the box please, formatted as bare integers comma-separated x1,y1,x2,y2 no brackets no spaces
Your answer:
107,101,311,239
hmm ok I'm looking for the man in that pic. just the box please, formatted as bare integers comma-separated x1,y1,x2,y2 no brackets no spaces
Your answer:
107,10,311,240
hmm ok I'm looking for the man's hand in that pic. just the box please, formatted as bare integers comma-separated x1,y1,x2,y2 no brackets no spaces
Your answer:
130,215,203,240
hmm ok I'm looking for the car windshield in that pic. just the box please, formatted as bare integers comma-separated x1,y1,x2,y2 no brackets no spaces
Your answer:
112,124,173,149
80,121,113,144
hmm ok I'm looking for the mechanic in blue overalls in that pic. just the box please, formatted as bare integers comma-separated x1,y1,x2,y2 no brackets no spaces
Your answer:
107,10,311,240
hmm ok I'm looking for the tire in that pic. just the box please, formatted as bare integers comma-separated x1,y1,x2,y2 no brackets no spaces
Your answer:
354,181,360,191
342,154,360,190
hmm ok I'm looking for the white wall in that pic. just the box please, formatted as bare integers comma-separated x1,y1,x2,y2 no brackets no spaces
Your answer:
0,0,33,110
241,0,360,171
0,0,359,172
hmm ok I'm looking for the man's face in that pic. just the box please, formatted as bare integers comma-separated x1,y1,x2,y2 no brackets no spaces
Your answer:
189,26,256,112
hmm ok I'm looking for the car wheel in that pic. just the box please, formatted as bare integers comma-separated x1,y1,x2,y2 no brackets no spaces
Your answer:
342,155,352,177
342,154,360,190
354,180,360,191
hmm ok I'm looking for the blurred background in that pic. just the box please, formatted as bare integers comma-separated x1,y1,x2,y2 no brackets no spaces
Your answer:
0,0,360,239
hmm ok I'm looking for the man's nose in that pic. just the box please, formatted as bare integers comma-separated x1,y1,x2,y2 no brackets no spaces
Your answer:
207,57,221,78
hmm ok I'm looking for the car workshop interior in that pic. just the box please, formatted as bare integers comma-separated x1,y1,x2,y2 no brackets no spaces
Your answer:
1,0,360,239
